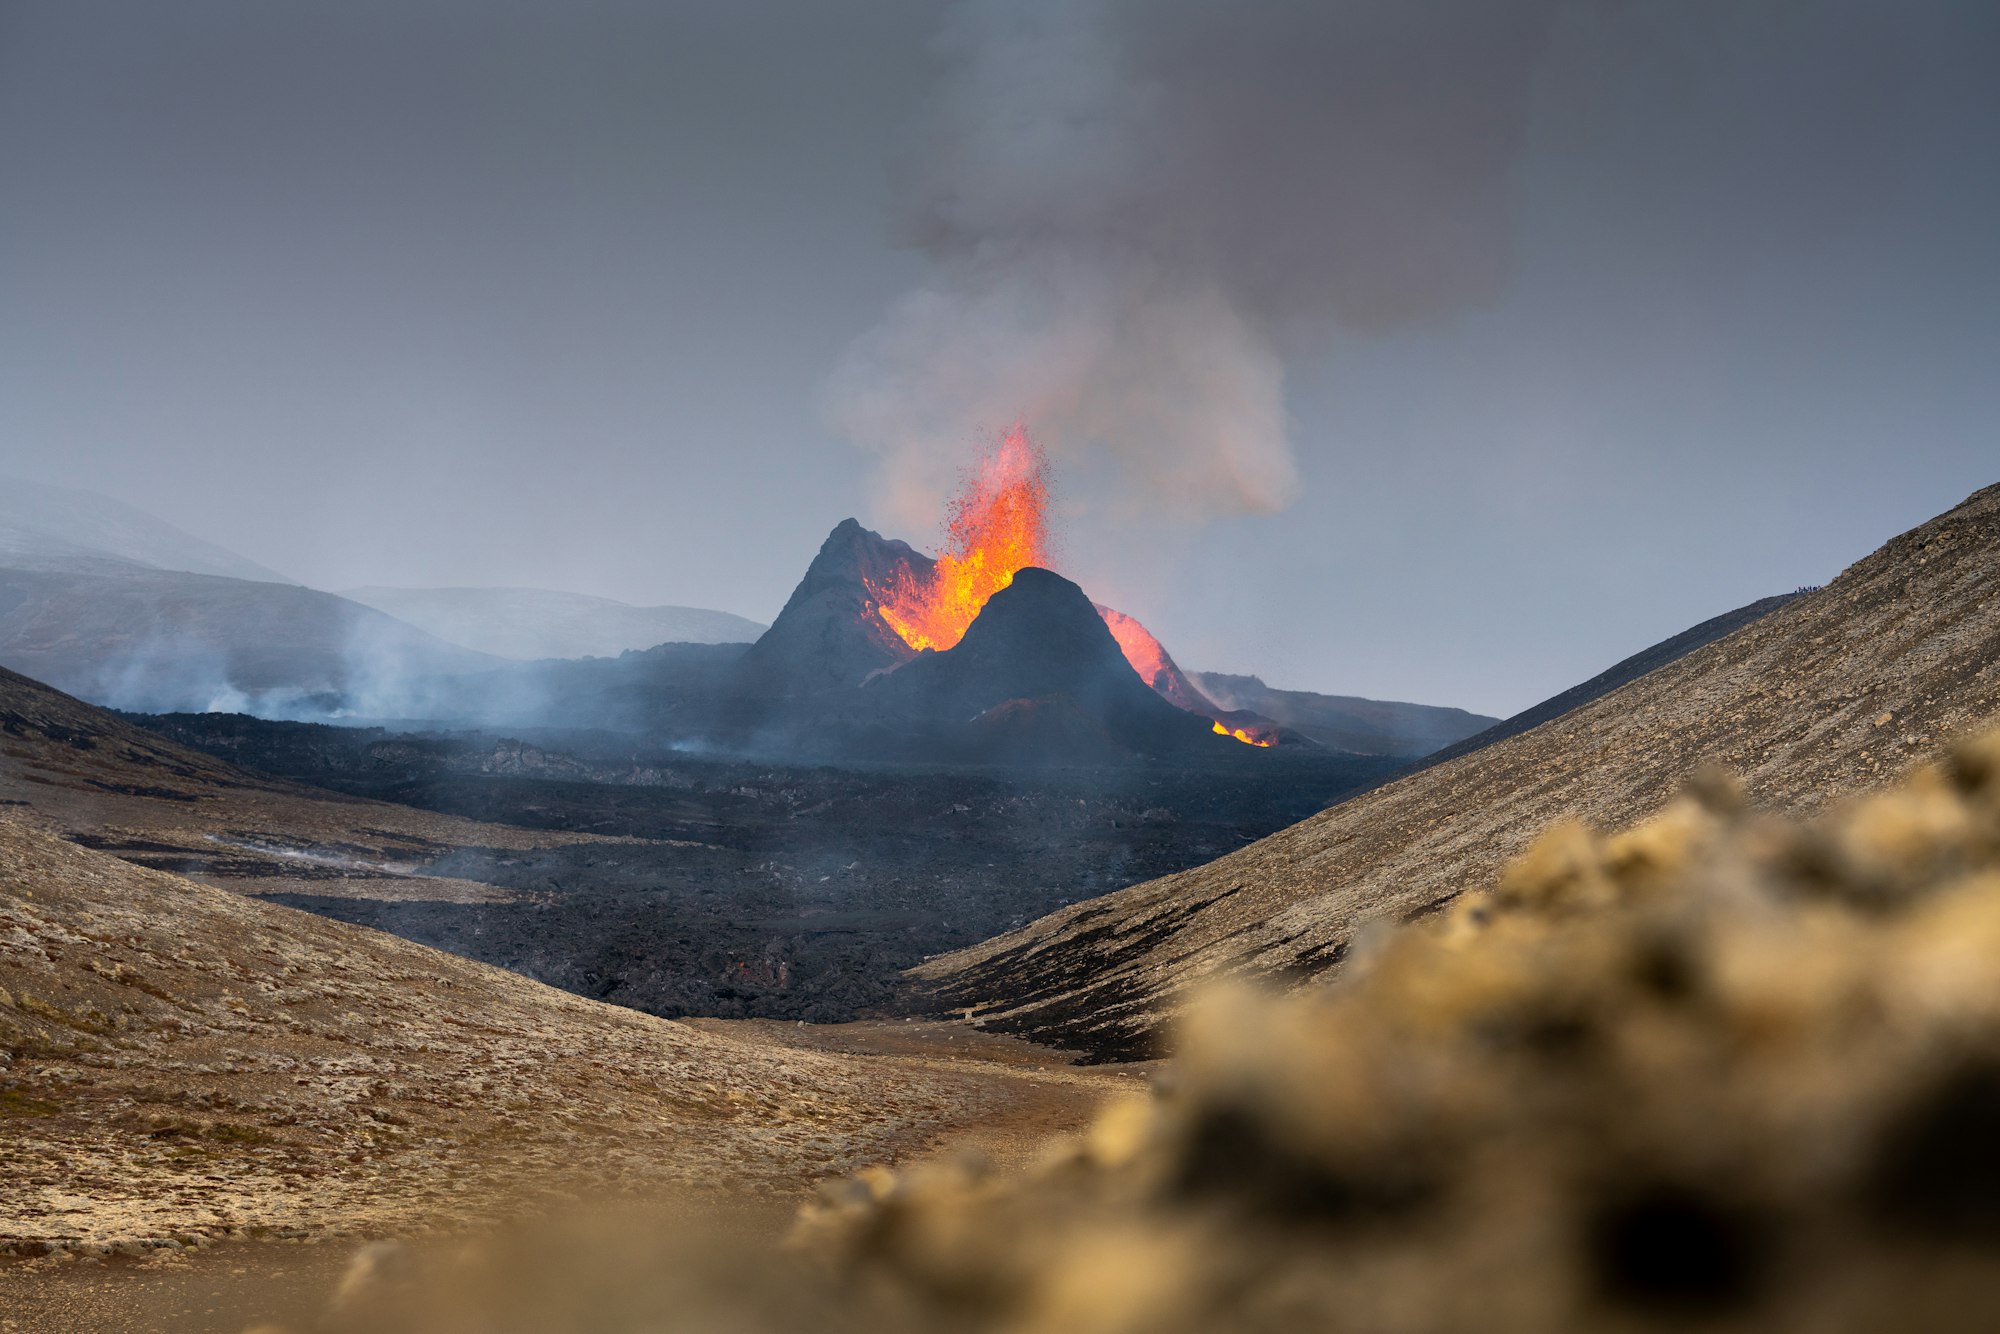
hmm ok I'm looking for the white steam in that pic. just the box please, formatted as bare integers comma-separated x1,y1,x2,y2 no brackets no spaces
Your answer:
827,0,1560,527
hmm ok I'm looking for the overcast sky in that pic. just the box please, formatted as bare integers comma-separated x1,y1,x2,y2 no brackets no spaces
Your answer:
3,1,1995,717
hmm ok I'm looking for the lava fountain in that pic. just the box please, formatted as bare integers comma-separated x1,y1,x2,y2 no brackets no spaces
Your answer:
867,426,1277,747
868,425,1051,653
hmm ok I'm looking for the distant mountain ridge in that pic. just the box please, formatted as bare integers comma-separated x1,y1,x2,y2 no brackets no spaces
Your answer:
0,480,504,715
1407,592,1801,772
341,585,765,660
0,565,502,715
0,473,292,583
1191,672,1495,757
0,479,774,721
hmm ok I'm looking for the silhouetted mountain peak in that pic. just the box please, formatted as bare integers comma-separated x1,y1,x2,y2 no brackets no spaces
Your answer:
734,520,931,695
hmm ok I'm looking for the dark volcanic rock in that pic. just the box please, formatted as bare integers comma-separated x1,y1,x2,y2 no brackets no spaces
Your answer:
1190,671,1497,758
733,519,930,696
867,568,1225,761
962,696,1134,766
125,702,1403,1022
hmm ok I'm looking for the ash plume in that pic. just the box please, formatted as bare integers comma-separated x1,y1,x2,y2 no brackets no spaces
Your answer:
826,0,1560,527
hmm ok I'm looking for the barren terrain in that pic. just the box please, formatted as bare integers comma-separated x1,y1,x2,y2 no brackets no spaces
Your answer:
0,665,629,903
0,817,1130,1259
919,483,2000,1057
113,708,1400,1022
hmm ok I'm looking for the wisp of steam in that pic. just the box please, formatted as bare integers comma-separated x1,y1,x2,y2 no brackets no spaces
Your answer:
825,0,1560,528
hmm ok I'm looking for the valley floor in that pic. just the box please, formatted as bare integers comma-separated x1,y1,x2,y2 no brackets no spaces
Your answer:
0,1017,1134,1334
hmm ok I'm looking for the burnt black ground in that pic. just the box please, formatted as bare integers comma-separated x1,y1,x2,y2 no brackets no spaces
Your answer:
126,712,1401,1023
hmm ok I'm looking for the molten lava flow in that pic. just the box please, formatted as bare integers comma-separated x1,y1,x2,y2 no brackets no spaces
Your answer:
1097,606,1170,691
1214,720,1278,748
868,428,1275,752
869,426,1051,653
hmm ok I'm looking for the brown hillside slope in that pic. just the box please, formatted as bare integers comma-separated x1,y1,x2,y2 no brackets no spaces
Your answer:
0,664,629,902
0,817,1126,1254
915,483,2000,1059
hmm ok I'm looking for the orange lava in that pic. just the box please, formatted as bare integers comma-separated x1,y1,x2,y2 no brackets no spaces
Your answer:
870,426,1052,653
868,429,1274,754
1097,606,1170,690
1213,720,1278,748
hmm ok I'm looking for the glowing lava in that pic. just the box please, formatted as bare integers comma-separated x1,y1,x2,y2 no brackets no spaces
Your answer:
866,425,1276,749
1213,720,1278,748
1097,605,1171,691
869,426,1051,653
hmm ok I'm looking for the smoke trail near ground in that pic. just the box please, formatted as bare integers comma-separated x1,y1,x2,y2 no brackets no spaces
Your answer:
826,0,1561,527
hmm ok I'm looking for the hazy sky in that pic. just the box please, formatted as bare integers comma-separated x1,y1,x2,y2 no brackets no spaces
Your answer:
3,1,1996,717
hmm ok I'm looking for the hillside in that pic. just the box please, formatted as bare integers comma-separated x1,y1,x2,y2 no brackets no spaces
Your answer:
0,816,1126,1255
0,662,636,904
914,482,2000,1059
340,586,765,661
1409,591,1799,770
0,566,499,717
117,729,2000,1332
0,475,291,584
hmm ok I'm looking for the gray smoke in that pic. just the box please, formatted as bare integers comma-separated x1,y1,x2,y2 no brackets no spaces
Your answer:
826,0,1561,527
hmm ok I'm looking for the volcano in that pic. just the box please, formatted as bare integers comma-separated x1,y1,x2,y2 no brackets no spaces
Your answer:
725,517,1279,764
864,568,1228,762
722,426,1288,760
733,519,931,695
1092,603,1212,714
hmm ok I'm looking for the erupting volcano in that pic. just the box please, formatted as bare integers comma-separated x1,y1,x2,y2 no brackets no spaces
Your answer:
858,425,1284,749
867,426,1051,653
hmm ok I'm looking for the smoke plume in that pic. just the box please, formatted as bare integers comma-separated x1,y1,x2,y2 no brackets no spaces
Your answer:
827,0,1561,527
